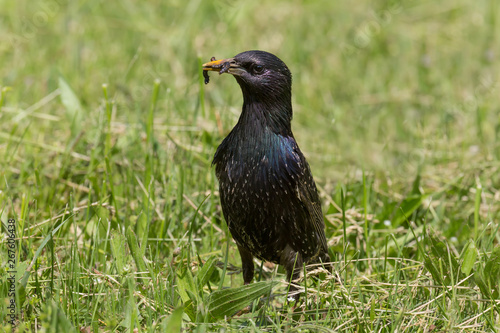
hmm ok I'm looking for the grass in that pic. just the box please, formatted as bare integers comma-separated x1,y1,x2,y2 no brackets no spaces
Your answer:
1,0,499,331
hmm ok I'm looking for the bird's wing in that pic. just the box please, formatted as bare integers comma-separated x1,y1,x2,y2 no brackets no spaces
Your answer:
296,167,328,254
273,136,329,259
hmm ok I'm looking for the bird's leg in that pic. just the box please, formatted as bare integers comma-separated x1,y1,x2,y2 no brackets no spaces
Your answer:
280,245,303,301
318,250,333,273
237,244,255,284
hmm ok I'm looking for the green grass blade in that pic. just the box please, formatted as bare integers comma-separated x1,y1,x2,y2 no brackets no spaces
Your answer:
20,215,72,288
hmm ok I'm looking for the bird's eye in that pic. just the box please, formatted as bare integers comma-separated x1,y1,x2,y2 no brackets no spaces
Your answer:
251,64,264,75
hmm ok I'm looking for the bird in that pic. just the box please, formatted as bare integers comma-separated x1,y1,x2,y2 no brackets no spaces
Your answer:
203,50,331,300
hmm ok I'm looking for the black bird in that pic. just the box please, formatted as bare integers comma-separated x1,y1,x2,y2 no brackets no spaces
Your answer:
203,50,331,299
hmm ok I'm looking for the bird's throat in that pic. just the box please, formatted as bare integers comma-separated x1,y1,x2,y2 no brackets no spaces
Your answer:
237,99,293,137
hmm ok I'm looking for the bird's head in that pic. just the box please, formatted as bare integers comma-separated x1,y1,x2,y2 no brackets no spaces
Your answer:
203,50,292,106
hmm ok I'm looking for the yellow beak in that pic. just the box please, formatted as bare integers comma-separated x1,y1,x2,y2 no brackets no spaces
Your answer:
202,57,244,76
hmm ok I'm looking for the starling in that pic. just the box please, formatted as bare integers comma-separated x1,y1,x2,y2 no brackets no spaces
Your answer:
203,50,331,300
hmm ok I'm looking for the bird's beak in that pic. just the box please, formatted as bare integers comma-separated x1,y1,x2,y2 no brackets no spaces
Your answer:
202,58,245,76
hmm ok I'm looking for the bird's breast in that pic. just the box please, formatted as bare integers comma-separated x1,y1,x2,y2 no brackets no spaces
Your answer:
215,135,298,215
213,130,322,262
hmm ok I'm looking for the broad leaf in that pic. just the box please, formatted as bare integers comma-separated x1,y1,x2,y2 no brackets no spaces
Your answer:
58,77,83,135
110,230,128,275
392,194,427,227
461,240,477,275
207,281,276,319
162,307,184,331
196,256,217,290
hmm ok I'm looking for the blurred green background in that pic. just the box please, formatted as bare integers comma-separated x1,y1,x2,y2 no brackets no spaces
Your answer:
3,0,498,179
1,0,499,330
